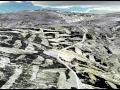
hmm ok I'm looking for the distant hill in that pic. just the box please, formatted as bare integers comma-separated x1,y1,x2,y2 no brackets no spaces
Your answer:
0,10,119,29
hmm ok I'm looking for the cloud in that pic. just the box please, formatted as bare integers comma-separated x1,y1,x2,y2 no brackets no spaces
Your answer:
0,1,120,13
89,6,120,13
0,1,24,4
30,1,95,6
0,1,9,4
29,1,120,13
15,1,23,3
30,1,120,7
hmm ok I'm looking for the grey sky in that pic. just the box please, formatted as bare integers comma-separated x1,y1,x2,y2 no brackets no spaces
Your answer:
0,1,120,13
31,1,120,6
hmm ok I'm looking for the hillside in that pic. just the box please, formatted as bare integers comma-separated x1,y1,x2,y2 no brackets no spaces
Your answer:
0,10,120,89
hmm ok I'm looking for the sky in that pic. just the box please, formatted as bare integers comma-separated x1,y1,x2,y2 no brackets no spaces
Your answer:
0,1,120,13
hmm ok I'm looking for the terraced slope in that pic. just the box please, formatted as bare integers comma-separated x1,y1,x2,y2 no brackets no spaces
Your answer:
0,10,120,89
